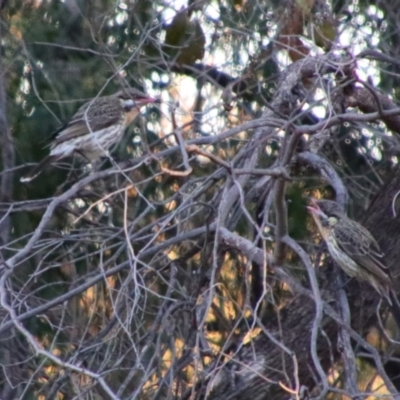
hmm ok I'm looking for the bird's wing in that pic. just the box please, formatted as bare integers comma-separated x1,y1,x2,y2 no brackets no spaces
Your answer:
52,97,122,145
334,221,391,283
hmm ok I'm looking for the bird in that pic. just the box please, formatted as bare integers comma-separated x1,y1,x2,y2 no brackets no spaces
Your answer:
307,198,400,325
20,88,158,182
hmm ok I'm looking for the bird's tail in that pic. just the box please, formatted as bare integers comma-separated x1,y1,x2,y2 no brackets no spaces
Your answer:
20,155,58,183
389,290,400,330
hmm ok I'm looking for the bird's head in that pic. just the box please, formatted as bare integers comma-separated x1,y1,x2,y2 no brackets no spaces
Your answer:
307,199,344,231
116,88,160,124
117,88,159,111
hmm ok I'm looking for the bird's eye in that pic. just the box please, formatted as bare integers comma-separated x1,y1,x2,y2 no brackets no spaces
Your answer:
123,99,135,111
319,215,337,227
320,217,329,227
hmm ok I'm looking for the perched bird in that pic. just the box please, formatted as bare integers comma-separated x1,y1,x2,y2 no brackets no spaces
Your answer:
307,198,400,324
20,88,158,182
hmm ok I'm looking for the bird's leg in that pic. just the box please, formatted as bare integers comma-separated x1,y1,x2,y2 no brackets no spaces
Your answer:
74,149,110,173
90,155,110,173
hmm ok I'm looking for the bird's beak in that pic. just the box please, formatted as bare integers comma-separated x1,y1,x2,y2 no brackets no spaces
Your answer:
123,96,160,112
135,96,160,106
306,199,325,218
